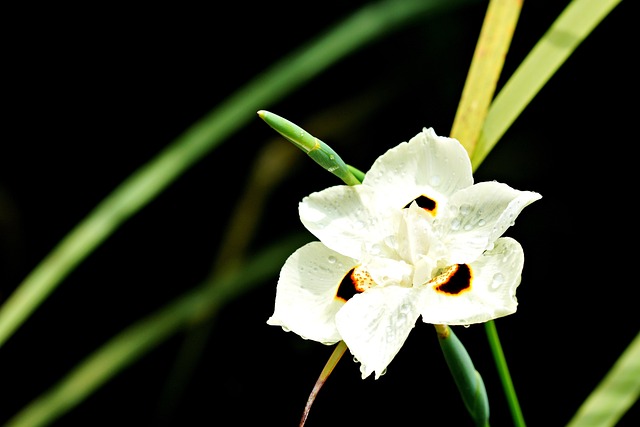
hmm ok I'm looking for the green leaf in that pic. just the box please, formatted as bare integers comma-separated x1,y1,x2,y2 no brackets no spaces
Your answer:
450,0,523,157
3,234,310,427
472,0,622,171
565,331,640,427
0,0,468,349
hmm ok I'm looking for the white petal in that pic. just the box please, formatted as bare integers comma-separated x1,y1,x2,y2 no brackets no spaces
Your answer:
437,181,542,264
299,185,398,259
363,127,473,210
419,237,524,325
267,242,358,344
397,203,434,265
335,286,422,379
364,255,414,288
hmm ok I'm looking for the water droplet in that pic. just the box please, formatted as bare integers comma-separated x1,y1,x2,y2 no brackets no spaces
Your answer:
384,235,397,249
463,324,470,328
397,313,407,324
353,356,359,363
478,219,486,226
429,175,441,187
379,368,387,376
451,218,461,231
491,273,505,289
328,256,337,264
460,204,471,215
463,223,473,231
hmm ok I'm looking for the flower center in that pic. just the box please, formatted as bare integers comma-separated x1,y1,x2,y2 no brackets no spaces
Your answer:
429,264,472,295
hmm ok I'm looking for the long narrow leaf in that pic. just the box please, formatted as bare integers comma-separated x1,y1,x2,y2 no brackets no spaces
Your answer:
4,234,309,427
565,331,640,427
450,0,522,156
0,0,472,348
471,0,622,170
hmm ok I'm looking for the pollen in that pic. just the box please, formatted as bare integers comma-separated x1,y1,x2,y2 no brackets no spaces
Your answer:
351,265,376,292
430,264,472,295
336,265,377,301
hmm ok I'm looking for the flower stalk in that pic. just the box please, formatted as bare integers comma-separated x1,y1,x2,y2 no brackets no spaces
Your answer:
299,341,348,427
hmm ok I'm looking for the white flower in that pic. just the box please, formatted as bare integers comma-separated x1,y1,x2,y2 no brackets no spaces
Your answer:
267,128,541,379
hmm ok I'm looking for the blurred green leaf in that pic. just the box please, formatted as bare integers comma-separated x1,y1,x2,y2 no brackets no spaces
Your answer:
0,0,470,349
565,331,640,427
3,234,310,427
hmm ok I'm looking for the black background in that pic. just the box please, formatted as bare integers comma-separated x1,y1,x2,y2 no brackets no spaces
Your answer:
1,1,637,426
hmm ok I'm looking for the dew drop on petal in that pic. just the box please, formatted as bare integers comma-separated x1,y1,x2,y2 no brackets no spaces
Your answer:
463,224,473,231
353,356,359,363
463,324,470,328
478,219,486,226
460,204,471,215
328,256,337,264
397,313,407,326
384,235,397,249
451,218,461,231
491,273,505,290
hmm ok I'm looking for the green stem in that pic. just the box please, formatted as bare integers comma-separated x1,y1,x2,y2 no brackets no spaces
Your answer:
484,320,526,427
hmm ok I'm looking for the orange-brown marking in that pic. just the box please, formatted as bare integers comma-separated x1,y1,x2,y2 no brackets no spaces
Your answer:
430,264,472,295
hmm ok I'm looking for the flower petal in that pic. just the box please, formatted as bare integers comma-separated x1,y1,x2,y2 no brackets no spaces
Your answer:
267,242,358,344
299,185,399,259
397,203,435,266
419,237,524,325
335,286,422,379
363,127,474,211
437,181,542,264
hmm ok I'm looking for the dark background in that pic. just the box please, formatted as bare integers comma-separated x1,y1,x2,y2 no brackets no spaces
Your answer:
1,1,637,426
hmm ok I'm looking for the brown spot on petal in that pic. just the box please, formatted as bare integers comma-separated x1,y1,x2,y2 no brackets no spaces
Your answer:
431,264,472,295
336,265,376,302
404,195,437,216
